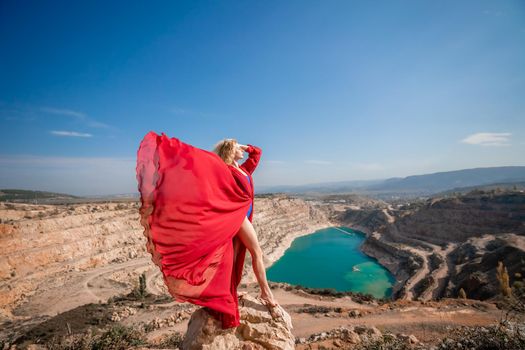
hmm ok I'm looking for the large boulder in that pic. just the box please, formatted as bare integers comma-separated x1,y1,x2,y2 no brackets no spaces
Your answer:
182,294,294,350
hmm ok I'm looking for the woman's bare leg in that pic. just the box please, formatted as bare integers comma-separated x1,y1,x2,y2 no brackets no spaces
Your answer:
237,217,278,306
232,235,240,266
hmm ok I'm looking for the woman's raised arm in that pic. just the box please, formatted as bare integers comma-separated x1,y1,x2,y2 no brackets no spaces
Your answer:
240,144,262,175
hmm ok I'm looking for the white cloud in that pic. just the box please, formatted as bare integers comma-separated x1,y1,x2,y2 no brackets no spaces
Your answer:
41,106,112,129
41,107,86,118
304,159,333,165
460,132,511,146
50,130,93,138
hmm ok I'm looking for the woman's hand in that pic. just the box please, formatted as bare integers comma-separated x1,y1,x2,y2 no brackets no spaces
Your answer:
238,144,249,152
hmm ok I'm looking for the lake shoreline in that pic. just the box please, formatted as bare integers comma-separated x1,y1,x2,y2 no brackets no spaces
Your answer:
265,225,395,299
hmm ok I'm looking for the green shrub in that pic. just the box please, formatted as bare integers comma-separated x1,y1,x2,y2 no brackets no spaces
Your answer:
436,322,525,350
158,332,184,348
496,261,512,297
46,325,146,350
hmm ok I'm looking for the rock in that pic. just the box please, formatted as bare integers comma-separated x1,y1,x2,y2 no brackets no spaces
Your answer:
332,339,343,347
182,294,294,350
341,328,361,344
349,309,361,317
26,345,46,350
397,333,419,344
353,325,382,341
110,311,121,322
407,334,419,344
354,325,381,337
347,331,361,344
368,326,382,338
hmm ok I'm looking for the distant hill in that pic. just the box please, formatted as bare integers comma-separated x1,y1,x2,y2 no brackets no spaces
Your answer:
433,180,525,197
257,166,525,199
366,166,525,193
0,189,141,204
0,189,79,203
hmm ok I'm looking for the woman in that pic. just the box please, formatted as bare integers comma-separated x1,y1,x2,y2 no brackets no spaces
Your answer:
136,131,280,330
212,139,278,307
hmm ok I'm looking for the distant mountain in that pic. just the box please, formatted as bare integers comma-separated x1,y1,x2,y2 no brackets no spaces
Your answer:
256,166,525,199
366,166,525,193
256,179,384,194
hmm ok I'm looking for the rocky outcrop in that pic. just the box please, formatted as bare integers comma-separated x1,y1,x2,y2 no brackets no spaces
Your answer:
348,190,525,301
446,233,525,300
360,232,424,298
336,206,390,236
0,202,147,318
182,294,294,350
391,191,525,245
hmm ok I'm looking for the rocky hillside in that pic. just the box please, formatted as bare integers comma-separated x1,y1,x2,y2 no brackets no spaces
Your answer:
0,201,145,319
0,194,336,320
1,191,524,349
391,190,525,244
340,190,525,301
446,233,525,300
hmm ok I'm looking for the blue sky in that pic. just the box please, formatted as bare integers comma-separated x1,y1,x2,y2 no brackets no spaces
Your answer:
1,0,524,195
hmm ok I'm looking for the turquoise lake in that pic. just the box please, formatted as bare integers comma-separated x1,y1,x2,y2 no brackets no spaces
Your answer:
266,227,395,299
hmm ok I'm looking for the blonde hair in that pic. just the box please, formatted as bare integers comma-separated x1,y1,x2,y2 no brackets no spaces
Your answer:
212,138,238,165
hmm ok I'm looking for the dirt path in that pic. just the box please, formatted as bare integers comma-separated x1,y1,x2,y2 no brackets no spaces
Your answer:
13,258,153,317
377,220,457,301
271,289,372,310
401,245,430,300
424,242,457,300
140,287,502,345
145,268,166,296
400,238,457,301
291,306,500,340
382,208,395,224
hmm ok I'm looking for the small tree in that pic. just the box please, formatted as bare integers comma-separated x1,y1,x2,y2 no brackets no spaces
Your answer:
139,272,147,296
496,261,512,297
133,272,148,299
458,288,467,299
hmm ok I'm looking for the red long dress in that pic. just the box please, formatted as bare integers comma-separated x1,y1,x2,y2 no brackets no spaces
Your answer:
135,131,262,329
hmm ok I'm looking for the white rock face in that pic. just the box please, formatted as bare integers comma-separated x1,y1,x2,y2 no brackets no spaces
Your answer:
182,294,295,350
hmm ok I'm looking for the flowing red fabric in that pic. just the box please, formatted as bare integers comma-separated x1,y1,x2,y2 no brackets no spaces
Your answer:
135,131,261,329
